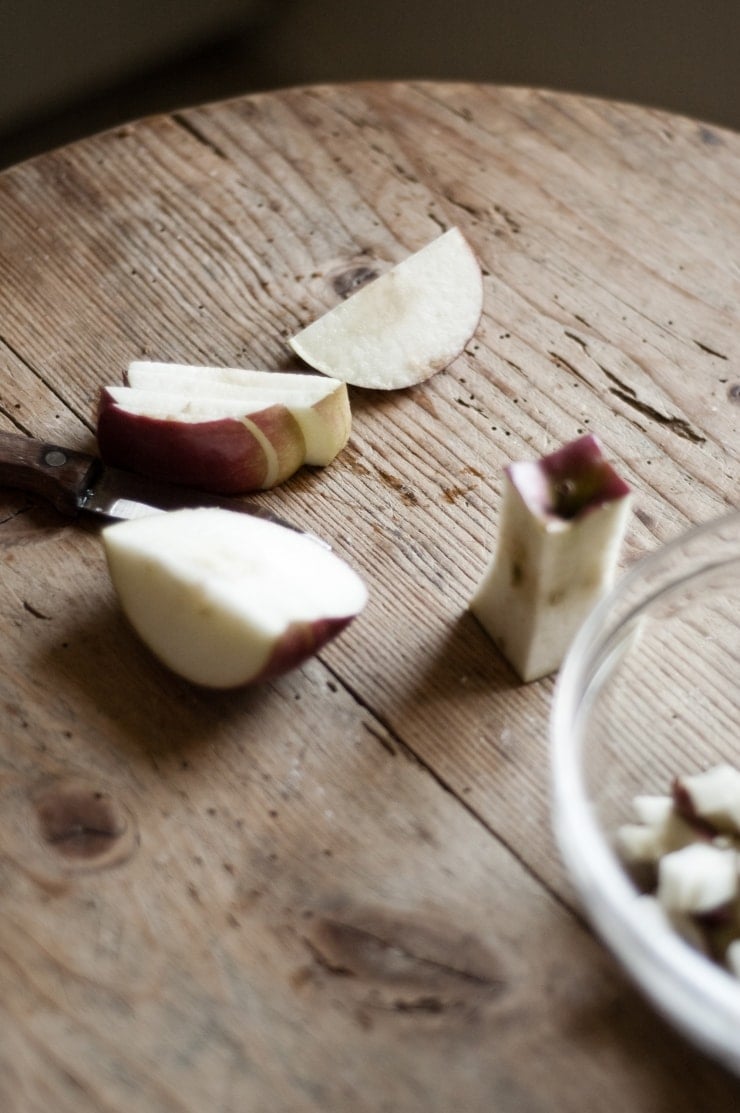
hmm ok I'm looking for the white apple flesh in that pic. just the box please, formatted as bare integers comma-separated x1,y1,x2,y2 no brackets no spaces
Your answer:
615,806,706,865
657,842,738,917
470,434,632,682
102,508,368,688
673,764,740,835
289,227,483,390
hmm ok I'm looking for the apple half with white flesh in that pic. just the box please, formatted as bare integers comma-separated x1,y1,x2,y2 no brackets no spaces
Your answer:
96,367,351,493
470,434,632,683
288,227,483,390
102,508,368,688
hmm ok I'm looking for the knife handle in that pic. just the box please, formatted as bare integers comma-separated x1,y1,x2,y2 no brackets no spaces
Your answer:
0,430,99,515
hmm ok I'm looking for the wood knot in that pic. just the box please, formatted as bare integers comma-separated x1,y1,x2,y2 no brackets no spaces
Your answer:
302,910,507,1016
332,265,379,298
728,383,740,402
32,779,138,870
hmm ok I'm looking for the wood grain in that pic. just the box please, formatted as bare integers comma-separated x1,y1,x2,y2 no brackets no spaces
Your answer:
1,82,740,1110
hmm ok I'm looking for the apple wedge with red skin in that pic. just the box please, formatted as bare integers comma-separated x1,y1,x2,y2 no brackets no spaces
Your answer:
124,363,352,466
96,367,351,493
102,508,368,688
289,227,483,390
97,388,305,493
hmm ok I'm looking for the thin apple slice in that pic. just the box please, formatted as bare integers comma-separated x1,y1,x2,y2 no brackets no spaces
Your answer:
97,387,306,493
124,362,351,465
288,227,483,389
102,508,368,688
127,361,333,393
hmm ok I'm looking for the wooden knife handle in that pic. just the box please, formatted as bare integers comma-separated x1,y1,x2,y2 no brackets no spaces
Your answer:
0,430,99,515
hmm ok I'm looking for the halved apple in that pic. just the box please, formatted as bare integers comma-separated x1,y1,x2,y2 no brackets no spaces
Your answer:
96,366,351,493
102,508,368,688
288,227,483,390
124,363,351,465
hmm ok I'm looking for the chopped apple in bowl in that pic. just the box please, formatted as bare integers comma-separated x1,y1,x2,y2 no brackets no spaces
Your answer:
289,227,483,390
102,508,368,688
96,365,352,494
617,763,740,975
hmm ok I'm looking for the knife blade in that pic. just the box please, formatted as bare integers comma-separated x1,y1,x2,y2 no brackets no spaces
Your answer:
0,428,307,532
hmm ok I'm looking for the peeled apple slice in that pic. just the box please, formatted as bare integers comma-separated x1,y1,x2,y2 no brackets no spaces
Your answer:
102,508,368,688
289,227,483,390
96,366,351,493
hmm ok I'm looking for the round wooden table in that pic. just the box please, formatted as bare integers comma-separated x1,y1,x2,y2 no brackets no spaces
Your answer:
1,82,739,1111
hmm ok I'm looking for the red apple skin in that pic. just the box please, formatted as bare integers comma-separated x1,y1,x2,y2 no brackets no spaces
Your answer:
249,615,355,685
97,401,268,493
246,405,306,486
97,390,304,493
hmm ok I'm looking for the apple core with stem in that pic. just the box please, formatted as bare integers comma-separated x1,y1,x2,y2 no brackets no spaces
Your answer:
470,434,632,682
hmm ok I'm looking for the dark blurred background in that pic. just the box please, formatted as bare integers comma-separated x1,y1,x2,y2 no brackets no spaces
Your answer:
3,0,740,169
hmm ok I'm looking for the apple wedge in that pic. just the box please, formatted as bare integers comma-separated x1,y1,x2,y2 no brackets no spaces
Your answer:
97,387,305,493
288,227,483,389
470,434,632,682
102,508,368,688
124,363,351,465
96,367,351,493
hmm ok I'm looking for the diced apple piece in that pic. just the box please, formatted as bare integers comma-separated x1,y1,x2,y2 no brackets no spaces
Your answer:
288,227,483,390
616,806,707,865
673,764,740,835
726,939,740,976
102,508,368,688
616,824,665,864
470,434,632,682
657,843,738,916
632,794,674,827
124,363,351,466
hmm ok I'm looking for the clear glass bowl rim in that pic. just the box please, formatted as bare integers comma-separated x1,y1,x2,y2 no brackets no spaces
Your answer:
550,508,740,1072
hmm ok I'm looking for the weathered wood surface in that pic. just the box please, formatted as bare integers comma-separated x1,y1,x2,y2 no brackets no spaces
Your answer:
1,82,740,1111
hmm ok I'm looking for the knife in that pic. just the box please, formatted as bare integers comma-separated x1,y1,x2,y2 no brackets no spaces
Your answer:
0,429,307,531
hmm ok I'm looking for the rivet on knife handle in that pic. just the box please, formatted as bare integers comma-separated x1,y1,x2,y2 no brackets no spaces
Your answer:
0,430,99,515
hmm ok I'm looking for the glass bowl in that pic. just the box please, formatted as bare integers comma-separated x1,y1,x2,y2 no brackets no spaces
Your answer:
551,510,740,1073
